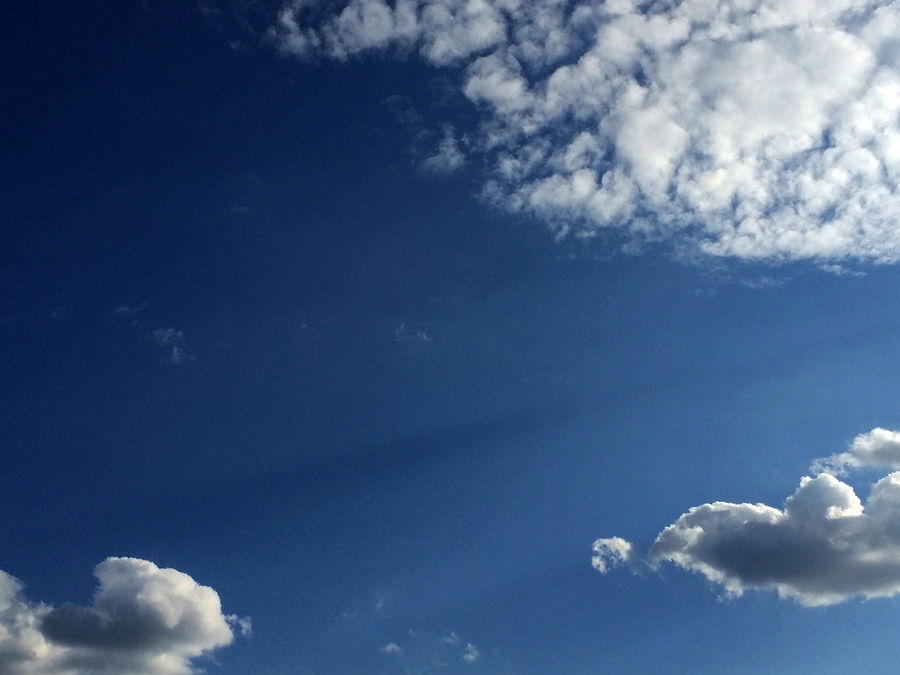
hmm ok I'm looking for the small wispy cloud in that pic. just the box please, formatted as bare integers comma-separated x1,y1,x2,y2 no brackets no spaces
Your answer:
462,642,480,664
152,328,196,364
169,345,196,365
442,632,480,664
392,322,432,344
50,305,74,320
380,642,403,656
152,328,184,345
819,264,866,278
811,428,900,476
422,125,465,173
114,303,146,317
373,629,482,670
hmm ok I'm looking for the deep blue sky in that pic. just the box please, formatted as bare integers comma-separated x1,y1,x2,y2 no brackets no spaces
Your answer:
5,2,900,673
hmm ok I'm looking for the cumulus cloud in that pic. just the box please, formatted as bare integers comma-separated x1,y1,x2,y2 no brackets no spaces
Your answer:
595,429,900,606
813,427,900,475
0,557,246,674
266,0,900,263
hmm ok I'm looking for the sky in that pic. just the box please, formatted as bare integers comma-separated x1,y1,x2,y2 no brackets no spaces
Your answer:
4,0,900,673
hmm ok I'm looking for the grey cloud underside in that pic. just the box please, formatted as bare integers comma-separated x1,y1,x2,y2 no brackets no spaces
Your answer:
0,558,244,675
269,0,900,263
650,472,900,605
596,429,900,606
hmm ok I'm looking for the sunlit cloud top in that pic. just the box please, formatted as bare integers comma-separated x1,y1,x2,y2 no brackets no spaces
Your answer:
268,0,900,263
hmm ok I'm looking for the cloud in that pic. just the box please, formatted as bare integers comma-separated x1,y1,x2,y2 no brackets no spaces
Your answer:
818,263,866,277
442,631,480,664
591,536,634,573
377,630,481,668
152,329,196,364
812,427,900,475
152,328,184,346
595,429,900,606
422,125,465,172
462,642,480,664
392,321,432,343
266,0,900,263
0,557,246,674
169,345,197,365
115,304,146,317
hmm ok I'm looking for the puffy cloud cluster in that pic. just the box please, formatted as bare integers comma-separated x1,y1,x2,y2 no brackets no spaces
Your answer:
268,0,900,263
0,557,246,674
595,428,900,606
591,536,634,573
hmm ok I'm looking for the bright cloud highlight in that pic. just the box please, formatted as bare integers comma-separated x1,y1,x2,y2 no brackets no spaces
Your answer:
267,0,900,263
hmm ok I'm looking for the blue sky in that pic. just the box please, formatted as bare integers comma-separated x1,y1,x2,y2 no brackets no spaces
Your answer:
5,1,900,673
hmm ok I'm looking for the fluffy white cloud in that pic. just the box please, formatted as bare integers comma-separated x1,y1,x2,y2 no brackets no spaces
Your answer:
596,429,900,606
267,0,900,263
591,536,634,573
813,427,900,475
380,642,404,655
0,558,246,675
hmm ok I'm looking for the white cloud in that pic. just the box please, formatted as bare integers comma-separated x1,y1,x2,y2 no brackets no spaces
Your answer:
379,642,403,655
0,557,245,674
596,429,900,606
152,329,196,364
267,0,900,263
169,345,197,365
813,427,900,475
